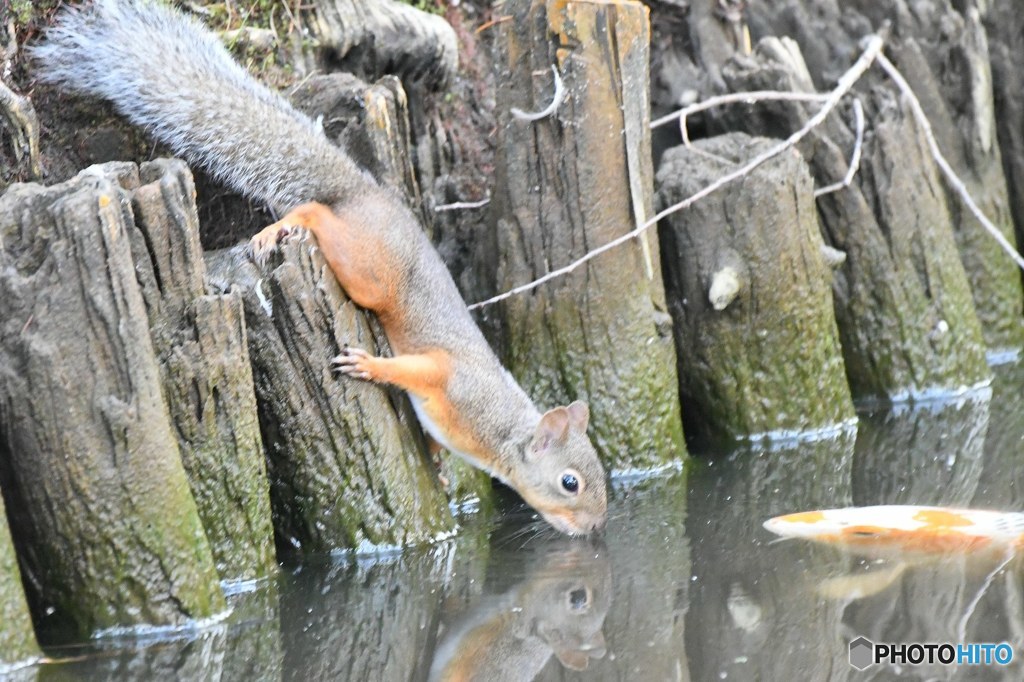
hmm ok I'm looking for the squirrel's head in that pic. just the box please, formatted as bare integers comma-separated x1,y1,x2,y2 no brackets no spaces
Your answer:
515,401,607,536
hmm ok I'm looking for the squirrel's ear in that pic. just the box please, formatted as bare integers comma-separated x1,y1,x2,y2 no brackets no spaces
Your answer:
566,400,589,431
529,407,570,459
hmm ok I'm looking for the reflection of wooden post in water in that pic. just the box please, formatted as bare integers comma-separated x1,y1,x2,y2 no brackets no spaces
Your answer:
973,364,1024,509
852,394,990,506
685,437,855,680
597,471,691,679
428,538,612,679
838,544,1018,681
846,391,1010,679
491,0,686,470
277,547,457,680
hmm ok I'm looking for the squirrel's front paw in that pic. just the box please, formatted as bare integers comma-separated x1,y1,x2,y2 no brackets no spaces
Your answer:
331,346,377,381
247,222,305,266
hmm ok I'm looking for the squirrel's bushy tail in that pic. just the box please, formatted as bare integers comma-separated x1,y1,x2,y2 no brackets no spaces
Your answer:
33,0,364,213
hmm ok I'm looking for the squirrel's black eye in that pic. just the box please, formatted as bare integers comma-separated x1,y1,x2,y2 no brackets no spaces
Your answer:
569,587,589,610
561,473,579,494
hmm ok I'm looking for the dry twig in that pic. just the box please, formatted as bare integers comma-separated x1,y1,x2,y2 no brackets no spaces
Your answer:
434,198,490,213
814,98,865,197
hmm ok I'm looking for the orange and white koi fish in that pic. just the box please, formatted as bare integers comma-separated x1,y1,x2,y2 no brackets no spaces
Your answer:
763,506,1024,557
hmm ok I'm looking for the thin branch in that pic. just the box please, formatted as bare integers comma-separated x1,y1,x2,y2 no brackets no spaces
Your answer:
875,52,1024,271
434,198,490,213
476,15,512,34
469,35,886,310
814,98,865,197
650,90,830,130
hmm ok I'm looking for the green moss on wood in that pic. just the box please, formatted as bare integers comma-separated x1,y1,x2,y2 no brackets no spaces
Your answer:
657,134,856,445
0,496,40,668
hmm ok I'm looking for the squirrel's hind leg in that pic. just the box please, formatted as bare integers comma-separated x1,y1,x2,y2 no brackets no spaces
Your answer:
249,202,332,265
248,220,305,266
251,202,395,313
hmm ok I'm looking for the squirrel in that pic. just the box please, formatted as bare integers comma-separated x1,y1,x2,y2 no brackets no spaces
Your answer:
33,0,607,535
428,536,611,679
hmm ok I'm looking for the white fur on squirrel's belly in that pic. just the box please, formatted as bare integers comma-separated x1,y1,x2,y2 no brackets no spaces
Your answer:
408,395,503,482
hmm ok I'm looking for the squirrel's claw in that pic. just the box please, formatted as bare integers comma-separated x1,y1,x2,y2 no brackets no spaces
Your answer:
331,346,375,381
248,222,305,266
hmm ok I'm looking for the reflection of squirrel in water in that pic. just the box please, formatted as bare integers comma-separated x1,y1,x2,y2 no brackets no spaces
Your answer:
34,0,607,535
428,538,611,680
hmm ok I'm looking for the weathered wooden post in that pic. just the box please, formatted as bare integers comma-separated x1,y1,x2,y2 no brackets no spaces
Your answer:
741,1,1024,352
657,133,856,444
203,73,460,553
491,0,686,470
206,241,455,554
360,76,496,506
0,167,224,641
290,71,497,507
717,40,991,400
309,0,458,91
983,0,1024,261
127,159,277,583
845,1,1024,352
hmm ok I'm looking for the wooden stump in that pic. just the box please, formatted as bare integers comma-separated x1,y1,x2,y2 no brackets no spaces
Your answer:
717,40,991,400
205,241,455,555
290,71,496,513
657,133,855,444
861,2,1024,351
126,159,276,584
360,75,496,511
983,0,1024,271
0,166,224,642
746,0,1024,351
308,0,458,90
294,72,497,507
491,0,686,470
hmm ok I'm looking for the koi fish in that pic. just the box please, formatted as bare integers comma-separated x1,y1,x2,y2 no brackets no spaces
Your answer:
763,506,1024,557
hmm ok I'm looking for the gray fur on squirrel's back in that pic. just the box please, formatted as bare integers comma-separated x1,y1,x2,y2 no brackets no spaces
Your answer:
33,0,367,214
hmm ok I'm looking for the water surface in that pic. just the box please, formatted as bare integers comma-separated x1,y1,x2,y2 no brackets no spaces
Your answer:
25,364,1024,681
